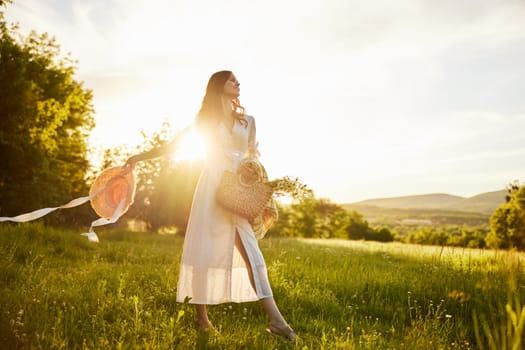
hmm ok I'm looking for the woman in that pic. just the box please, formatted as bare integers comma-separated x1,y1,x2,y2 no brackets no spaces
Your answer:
125,70,296,341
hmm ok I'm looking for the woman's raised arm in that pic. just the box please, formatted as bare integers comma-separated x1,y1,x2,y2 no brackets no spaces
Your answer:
124,125,192,167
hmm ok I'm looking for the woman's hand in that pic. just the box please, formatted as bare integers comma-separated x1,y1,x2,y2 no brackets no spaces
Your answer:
239,163,259,184
124,154,141,168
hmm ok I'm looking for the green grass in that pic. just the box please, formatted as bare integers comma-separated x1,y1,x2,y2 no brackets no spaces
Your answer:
1,223,524,349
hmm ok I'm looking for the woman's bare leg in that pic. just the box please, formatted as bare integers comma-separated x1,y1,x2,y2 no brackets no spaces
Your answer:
195,304,211,329
261,297,296,340
260,297,286,325
234,231,255,289
234,231,295,340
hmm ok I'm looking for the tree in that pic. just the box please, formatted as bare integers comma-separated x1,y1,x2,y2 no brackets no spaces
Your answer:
364,227,394,242
406,227,449,246
0,10,94,224
487,182,525,250
345,210,370,240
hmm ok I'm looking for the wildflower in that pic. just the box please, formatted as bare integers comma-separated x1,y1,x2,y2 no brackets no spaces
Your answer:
267,176,312,199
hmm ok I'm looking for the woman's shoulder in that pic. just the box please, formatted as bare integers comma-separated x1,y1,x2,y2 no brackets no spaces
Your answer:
244,114,255,124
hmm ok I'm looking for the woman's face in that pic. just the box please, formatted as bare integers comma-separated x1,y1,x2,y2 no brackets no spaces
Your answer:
223,73,240,98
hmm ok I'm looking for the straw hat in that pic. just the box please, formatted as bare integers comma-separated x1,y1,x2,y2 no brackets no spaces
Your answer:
89,166,136,219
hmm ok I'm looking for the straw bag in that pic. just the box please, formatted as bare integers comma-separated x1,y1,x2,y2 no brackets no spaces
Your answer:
216,159,273,221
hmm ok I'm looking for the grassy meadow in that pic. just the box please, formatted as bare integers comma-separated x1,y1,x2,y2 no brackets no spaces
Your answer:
1,223,524,349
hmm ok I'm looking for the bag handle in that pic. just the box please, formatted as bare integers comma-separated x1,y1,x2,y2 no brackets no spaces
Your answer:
237,158,264,186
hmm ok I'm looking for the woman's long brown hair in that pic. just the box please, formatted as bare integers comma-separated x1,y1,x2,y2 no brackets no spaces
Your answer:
195,70,246,131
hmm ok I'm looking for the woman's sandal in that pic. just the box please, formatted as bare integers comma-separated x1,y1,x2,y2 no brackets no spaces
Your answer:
265,323,297,342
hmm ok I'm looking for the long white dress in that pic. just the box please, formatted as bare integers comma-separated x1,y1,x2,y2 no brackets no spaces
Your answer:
176,115,273,304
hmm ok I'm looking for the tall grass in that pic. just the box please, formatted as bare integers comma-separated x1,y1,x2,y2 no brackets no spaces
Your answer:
1,223,524,349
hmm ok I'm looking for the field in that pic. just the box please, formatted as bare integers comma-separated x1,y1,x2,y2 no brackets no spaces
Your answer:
1,223,524,349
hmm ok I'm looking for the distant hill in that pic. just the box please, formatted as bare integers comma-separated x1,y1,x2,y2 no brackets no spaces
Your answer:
354,193,463,210
346,190,507,215
445,190,508,214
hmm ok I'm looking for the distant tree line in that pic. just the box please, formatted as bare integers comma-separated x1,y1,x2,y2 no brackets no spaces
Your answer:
393,182,525,251
401,225,488,248
266,198,394,242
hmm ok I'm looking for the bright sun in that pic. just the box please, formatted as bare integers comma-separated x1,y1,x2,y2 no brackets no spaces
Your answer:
172,128,207,161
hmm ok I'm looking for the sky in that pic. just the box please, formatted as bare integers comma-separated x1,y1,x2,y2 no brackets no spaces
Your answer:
4,0,525,203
